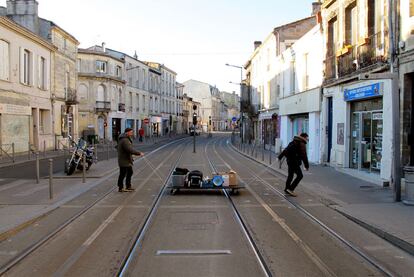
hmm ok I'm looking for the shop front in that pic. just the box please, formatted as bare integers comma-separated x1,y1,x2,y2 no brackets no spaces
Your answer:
341,80,393,182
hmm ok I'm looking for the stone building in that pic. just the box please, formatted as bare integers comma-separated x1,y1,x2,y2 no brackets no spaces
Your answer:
77,45,126,142
244,5,318,148
0,15,54,153
1,0,79,151
320,0,394,184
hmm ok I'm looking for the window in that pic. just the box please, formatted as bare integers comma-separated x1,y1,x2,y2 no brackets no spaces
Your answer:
291,60,296,94
345,3,357,46
136,94,140,111
0,40,9,81
303,53,309,90
63,38,67,50
21,49,31,85
116,66,122,78
96,60,107,73
39,57,47,90
77,59,81,72
143,95,146,111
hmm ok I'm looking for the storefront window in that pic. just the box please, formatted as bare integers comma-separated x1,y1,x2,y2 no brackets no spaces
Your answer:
350,98,383,171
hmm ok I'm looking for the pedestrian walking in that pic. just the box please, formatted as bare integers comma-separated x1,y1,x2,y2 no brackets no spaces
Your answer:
117,128,144,192
138,127,144,142
278,133,309,197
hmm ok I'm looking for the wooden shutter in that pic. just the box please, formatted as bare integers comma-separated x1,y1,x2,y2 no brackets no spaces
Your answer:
19,47,24,83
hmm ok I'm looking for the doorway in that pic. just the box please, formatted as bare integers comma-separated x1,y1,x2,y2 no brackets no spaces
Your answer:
350,110,383,171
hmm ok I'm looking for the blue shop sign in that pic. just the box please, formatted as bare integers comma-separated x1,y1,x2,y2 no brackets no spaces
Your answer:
344,83,382,101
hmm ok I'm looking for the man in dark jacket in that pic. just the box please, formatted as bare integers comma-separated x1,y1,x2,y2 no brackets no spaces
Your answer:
278,133,309,197
117,128,144,192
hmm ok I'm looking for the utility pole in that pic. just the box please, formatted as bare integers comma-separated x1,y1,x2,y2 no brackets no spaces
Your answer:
192,105,197,153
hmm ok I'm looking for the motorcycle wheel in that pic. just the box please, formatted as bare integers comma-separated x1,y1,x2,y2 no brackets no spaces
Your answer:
86,162,92,171
67,162,76,176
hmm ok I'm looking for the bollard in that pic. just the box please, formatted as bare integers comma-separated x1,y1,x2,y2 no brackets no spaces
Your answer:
106,143,110,160
403,166,414,205
12,143,15,163
49,159,53,199
269,147,272,165
82,154,86,184
36,152,40,184
262,146,264,162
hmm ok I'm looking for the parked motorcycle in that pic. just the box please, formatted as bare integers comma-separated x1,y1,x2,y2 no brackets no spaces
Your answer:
64,136,95,176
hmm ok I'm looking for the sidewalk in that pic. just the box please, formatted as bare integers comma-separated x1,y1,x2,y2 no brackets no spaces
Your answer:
0,135,176,169
0,135,185,240
234,142,414,255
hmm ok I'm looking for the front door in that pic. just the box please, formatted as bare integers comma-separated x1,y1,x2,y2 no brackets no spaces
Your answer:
350,111,383,171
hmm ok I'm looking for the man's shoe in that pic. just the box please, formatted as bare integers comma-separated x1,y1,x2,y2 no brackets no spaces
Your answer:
119,188,127,192
125,187,135,192
284,189,289,194
286,189,297,197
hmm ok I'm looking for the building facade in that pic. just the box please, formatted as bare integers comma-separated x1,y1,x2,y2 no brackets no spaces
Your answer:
320,0,394,183
77,45,126,142
279,25,324,163
0,16,54,153
245,9,317,149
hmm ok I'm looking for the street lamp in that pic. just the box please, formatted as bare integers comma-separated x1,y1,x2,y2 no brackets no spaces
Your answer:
225,63,243,143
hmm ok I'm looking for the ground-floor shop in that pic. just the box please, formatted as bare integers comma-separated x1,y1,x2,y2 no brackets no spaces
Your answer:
322,79,393,182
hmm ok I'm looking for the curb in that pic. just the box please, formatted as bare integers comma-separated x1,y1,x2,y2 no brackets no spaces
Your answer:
230,141,414,256
333,207,414,256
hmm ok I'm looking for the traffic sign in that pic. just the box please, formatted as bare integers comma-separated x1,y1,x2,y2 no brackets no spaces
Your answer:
232,117,237,122
143,118,150,124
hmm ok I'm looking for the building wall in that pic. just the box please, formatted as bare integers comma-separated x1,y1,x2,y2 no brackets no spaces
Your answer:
0,18,54,152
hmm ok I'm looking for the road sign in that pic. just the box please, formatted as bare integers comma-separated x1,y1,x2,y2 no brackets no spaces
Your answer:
232,117,237,122
143,118,150,124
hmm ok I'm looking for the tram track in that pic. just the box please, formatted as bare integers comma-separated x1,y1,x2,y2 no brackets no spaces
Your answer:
204,137,272,277
221,136,393,276
0,138,188,276
117,141,188,277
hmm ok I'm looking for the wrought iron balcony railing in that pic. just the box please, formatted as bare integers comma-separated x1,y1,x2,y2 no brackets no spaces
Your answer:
95,101,111,112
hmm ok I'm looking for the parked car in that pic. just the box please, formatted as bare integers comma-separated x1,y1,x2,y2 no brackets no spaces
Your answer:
189,127,201,136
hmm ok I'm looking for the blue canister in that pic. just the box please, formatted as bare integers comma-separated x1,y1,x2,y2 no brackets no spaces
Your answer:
212,175,224,187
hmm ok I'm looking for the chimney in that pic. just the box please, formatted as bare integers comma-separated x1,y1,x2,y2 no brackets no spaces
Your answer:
254,41,262,50
101,42,106,52
133,50,138,59
312,2,321,15
6,0,40,35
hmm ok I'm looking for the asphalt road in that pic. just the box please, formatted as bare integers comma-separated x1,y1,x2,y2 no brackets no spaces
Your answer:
2,134,414,276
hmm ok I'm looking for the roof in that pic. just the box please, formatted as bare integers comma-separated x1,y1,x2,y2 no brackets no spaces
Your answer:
39,18,79,44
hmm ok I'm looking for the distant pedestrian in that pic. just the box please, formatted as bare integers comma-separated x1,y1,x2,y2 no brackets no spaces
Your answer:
138,127,144,142
117,128,144,192
278,133,309,197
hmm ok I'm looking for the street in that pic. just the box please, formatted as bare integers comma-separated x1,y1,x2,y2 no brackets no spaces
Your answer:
0,134,413,276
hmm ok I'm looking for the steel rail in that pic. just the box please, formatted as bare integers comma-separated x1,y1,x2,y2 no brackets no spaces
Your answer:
0,138,187,276
204,138,273,277
226,137,394,277
117,141,188,277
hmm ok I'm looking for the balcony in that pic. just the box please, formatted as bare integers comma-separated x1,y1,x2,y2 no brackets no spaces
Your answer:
338,45,357,77
118,103,126,112
357,31,387,68
95,101,111,112
65,88,78,105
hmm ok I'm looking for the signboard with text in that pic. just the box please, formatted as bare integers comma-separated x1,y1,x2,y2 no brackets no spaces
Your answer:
344,82,382,101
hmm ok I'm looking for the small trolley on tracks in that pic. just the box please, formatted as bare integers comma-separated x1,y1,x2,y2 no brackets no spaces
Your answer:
169,168,244,195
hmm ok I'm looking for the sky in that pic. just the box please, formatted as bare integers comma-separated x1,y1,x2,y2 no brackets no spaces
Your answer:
0,0,315,94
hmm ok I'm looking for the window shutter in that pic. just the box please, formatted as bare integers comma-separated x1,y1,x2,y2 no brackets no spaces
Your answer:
46,58,50,91
0,41,4,80
19,47,24,83
38,55,41,88
4,43,9,81
31,52,35,86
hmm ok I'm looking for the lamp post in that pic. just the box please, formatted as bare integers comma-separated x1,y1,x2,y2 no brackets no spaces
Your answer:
225,63,243,143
